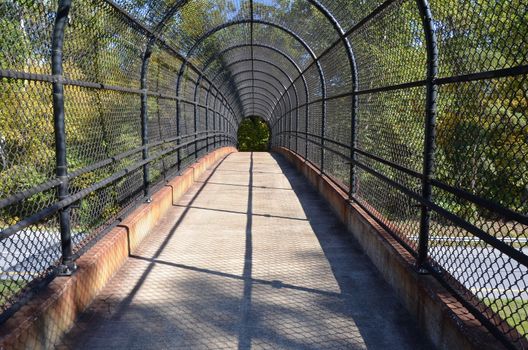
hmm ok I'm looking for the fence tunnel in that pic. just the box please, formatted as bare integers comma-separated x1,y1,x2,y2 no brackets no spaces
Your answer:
0,0,527,348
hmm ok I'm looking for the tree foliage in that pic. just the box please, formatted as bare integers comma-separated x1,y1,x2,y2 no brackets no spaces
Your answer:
237,117,270,152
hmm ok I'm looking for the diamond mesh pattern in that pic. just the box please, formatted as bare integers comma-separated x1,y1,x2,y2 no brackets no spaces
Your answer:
0,0,526,346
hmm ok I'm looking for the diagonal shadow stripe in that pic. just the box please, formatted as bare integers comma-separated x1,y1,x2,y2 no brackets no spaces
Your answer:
238,151,253,350
172,204,308,222
195,180,293,191
128,255,342,299
111,154,233,320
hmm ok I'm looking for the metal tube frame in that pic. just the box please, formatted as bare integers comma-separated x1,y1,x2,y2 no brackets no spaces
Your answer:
415,0,438,273
52,0,75,275
7,1,524,346
199,43,309,152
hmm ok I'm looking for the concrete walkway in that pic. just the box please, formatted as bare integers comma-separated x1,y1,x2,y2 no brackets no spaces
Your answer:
59,152,434,350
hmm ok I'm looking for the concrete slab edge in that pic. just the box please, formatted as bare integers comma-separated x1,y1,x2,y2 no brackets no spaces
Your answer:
273,147,506,350
0,147,238,350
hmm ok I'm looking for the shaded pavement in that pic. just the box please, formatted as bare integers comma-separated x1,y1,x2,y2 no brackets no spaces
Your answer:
59,152,434,350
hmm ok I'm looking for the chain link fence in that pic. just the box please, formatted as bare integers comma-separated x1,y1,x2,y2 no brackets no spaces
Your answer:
268,0,527,348
0,0,526,348
0,0,236,322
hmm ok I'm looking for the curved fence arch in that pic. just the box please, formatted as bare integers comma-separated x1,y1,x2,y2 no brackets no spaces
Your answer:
0,0,527,347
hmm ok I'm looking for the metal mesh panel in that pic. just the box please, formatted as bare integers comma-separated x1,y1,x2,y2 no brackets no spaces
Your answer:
112,0,172,28
253,46,301,82
0,0,60,317
65,0,146,88
0,0,236,320
323,96,351,187
148,47,182,93
0,0,57,75
430,0,527,78
267,0,527,346
318,0,384,33
253,24,313,71
349,0,425,91
162,0,250,54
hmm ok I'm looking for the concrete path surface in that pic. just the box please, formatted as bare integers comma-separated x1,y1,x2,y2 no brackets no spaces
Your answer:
59,152,434,350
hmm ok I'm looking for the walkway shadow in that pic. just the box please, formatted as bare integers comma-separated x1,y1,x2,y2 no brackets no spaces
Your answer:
59,152,434,350
269,152,435,349
238,152,253,349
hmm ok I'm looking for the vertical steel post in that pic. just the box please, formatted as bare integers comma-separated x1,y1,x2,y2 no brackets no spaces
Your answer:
250,0,255,125
193,76,200,160
349,83,358,199
221,102,226,146
205,84,212,152
226,108,229,147
285,89,293,150
281,100,286,146
224,112,228,146
175,64,185,172
221,98,226,145
310,0,359,195
212,91,218,149
282,105,286,147
289,83,299,154
344,37,359,200
318,65,326,173
52,0,75,275
219,95,223,147
416,0,438,272
140,39,154,199
294,94,298,154
219,112,221,148
279,107,286,147
305,96,309,159
224,100,229,146
156,64,166,180
225,105,229,146
219,99,223,148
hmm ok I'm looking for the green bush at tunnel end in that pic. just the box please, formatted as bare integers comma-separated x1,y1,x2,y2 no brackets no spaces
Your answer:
237,117,270,152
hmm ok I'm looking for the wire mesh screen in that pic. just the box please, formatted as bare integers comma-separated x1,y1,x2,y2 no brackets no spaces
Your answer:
0,0,527,347
267,0,527,347
0,0,236,322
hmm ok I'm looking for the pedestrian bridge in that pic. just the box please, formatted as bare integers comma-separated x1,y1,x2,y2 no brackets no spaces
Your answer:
59,152,432,349
0,0,527,349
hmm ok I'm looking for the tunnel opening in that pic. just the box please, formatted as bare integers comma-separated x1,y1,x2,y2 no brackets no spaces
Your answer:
237,116,270,152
